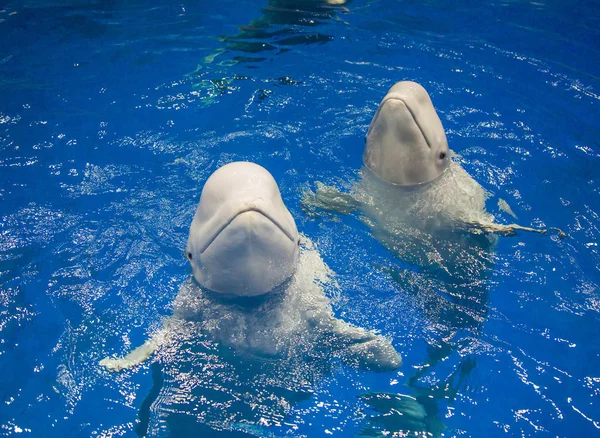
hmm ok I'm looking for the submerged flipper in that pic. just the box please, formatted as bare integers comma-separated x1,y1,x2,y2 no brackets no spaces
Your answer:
465,221,566,239
302,182,361,216
319,314,402,371
360,391,446,437
495,198,566,237
497,198,518,219
135,362,164,438
99,321,172,372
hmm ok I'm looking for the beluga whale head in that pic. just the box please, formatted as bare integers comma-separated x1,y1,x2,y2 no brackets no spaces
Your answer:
186,162,300,296
363,81,450,186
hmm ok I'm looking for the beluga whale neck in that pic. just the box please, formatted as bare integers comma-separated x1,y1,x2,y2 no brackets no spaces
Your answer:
363,81,450,186
186,161,300,296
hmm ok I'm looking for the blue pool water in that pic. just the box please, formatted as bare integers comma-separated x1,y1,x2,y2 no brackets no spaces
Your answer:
1,0,599,436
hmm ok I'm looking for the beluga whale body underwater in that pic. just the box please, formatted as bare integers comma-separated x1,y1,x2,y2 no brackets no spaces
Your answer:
100,161,401,372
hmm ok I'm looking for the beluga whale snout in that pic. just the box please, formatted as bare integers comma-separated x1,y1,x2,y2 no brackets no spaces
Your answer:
364,81,450,186
186,161,300,296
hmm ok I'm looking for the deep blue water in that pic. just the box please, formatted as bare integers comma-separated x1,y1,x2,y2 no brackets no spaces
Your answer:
1,0,600,436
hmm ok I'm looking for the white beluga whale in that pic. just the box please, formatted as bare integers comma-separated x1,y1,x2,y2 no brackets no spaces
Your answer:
305,80,565,242
302,82,565,433
100,161,401,372
301,81,565,437
302,79,566,371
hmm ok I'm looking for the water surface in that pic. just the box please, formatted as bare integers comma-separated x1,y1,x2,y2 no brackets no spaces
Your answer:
1,0,599,436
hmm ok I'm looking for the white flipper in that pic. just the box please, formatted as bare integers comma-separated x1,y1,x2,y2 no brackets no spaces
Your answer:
465,221,566,239
302,183,360,216
317,312,402,371
99,321,172,372
498,198,518,219
292,239,402,371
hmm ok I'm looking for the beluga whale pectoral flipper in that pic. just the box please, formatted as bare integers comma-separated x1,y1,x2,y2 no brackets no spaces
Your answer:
100,162,401,372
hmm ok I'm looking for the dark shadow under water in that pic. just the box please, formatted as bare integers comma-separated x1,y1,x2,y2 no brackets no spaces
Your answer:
359,223,495,437
218,0,350,64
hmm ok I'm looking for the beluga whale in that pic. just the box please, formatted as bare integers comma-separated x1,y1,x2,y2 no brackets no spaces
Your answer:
301,81,568,437
305,80,564,240
303,81,567,287
302,82,565,430
100,161,401,372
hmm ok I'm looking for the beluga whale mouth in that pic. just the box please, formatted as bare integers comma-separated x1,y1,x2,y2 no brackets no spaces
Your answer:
186,162,300,296
194,199,297,254
363,81,450,186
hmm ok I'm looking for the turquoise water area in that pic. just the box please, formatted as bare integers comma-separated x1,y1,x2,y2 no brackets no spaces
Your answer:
1,0,599,436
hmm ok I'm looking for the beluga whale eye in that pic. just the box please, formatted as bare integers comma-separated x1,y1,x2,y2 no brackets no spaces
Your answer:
186,251,192,261
439,152,446,160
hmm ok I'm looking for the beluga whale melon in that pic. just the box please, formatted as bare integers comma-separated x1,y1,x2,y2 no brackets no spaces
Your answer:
100,161,401,372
